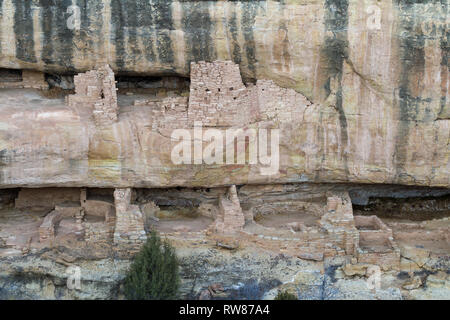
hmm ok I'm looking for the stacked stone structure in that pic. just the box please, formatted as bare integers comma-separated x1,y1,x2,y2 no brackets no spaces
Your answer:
211,185,246,234
113,188,147,245
68,65,118,126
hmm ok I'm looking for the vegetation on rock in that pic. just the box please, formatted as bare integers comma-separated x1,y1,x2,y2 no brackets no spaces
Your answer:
123,231,180,300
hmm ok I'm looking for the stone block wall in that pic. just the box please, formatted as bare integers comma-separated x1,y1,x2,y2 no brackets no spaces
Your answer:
39,201,85,242
355,215,400,270
93,66,119,125
354,215,394,240
54,203,83,217
135,97,189,129
357,245,401,271
84,221,114,243
66,60,313,130
21,71,49,90
80,188,87,207
83,200,115,222
39,210,64,242
186,61,312,127
255,80,312,123
140,201,160,230
320,192,360,256
15,188,80,211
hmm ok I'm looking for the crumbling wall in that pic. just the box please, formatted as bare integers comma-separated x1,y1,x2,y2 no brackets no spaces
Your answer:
0,70,48,90
39,210,64,242
256,80,312,122
140,201,160,231
355,215,400,270
135,97,189,129
84,220,114,243
68,65,118,126
132,60,311,129
15,188,80,211
320,193,360,256
113,188,147,245
188,61,258,127
38,202,85,242
211,185,245,234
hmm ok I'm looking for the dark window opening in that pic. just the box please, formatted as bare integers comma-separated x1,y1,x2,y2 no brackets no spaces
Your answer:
45,73,75,90
86,188,114,203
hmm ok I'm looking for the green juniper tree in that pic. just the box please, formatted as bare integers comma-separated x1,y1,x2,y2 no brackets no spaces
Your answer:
274,290,298,300
123,231,180,300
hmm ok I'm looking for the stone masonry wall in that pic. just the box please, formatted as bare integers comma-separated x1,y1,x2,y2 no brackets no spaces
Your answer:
256,79,312,123
38,210,63,242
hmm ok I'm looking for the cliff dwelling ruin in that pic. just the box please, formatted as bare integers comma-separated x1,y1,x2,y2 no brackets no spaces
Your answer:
0,183,449,270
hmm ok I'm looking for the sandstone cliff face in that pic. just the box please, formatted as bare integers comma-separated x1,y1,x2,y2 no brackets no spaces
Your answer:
0,0,448,188
0,1,447,101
